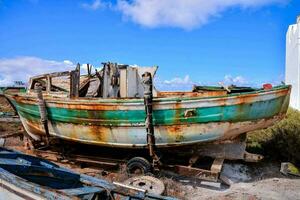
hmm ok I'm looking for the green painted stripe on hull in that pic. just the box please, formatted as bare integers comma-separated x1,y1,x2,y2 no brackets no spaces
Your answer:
10,93,288,126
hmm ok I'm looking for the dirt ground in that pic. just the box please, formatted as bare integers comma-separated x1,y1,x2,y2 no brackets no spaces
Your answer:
182,162,300,200
0,96,300,200
0,96,15,113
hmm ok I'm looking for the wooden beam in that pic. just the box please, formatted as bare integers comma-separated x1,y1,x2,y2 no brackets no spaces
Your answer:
210,158,224,173
31,71,71,80
70,64,80,98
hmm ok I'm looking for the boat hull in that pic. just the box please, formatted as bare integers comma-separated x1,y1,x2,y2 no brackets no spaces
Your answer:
0,178,45,200
6,85,291,148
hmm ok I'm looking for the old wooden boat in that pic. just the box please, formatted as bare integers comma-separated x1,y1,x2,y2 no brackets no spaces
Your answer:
5,62,291,149
0,147,175,200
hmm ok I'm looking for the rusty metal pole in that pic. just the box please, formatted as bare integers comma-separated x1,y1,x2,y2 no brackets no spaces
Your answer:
36,83,50,145
142,72,160,169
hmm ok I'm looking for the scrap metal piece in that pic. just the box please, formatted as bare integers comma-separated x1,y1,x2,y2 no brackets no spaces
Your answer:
280,162,300,177
122,176,165,195
114,181,147,193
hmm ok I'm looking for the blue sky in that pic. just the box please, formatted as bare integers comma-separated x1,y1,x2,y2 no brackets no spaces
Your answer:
0,0,299,90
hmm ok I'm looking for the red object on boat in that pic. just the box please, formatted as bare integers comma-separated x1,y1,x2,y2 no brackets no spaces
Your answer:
263,84,273,90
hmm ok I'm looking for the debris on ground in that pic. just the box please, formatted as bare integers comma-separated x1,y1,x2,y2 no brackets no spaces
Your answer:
123,175,165,195
280,162,300,177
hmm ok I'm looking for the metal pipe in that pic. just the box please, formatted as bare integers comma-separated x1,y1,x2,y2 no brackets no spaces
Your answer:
113,182,147,193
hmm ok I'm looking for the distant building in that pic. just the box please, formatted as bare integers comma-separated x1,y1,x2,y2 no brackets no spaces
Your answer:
286,16,300,110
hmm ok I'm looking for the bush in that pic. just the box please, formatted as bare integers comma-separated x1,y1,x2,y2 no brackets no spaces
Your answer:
247,108,300,164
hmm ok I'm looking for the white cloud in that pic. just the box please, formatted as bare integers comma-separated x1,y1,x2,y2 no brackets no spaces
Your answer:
155,75,199,91
0,56,75,86
81,0,106,10
163,75,193,85
116,0,288,29
155,74,249,91
223,74,247,85
63,60,73,65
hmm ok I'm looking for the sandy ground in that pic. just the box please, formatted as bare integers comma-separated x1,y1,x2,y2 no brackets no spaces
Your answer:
182,162,300,200
0,96,300,200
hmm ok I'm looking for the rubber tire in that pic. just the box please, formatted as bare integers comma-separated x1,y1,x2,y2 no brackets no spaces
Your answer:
126,157,152,175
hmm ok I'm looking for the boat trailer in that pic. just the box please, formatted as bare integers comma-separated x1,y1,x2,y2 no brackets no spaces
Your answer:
18,136,261,186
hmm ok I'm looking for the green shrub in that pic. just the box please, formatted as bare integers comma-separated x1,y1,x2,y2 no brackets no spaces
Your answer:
247,108,300,164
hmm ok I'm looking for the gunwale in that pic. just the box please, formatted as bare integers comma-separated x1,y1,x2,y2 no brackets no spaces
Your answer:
6,85,290,105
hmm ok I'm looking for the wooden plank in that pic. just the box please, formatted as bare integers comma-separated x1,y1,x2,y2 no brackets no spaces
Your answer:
70,67,80,98
173,165,219,182
102,64,109,98
127,67,138,97
210,158,224,173
46,75,52,93
119,68,127,98
0,117,21,123
31,71,71,80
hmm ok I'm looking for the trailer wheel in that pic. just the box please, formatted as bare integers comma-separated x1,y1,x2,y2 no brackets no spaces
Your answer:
126,157,152,175
123,176,165,195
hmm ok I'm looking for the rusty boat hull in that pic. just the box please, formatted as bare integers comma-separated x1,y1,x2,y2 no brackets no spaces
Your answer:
5,85,291,148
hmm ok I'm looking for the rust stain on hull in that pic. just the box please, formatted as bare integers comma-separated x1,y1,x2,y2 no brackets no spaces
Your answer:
20,113,286,148
7,85,291,148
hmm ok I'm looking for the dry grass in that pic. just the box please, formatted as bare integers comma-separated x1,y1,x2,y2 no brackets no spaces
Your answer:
247,108,300,164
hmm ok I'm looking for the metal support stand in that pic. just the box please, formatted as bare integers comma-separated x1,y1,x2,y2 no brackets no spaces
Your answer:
142,72,161,170
170,158,224,183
